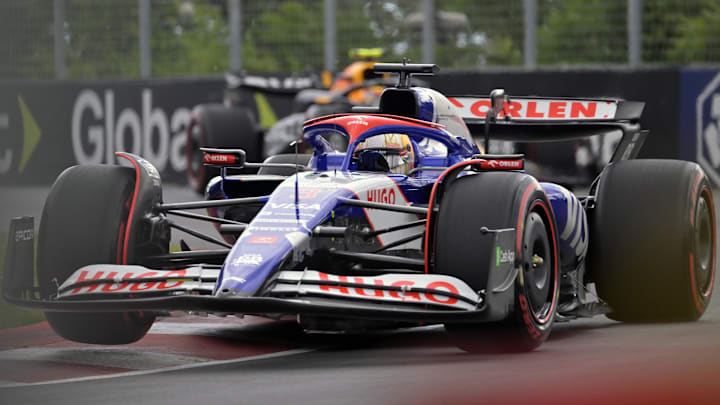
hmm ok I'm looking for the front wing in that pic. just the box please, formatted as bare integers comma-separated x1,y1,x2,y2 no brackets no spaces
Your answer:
4,217,517,324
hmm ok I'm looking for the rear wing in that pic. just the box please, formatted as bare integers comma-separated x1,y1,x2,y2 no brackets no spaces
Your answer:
449,95,647,162
449,96,644,124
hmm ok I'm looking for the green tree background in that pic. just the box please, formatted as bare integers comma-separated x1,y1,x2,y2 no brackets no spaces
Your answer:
0,0,55,79
2,0,720,80
665,1,720,63
538,0,627,65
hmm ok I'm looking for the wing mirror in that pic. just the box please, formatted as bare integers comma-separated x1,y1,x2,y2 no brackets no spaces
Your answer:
483,88,509,153
489,88,507,121
200,148,247,168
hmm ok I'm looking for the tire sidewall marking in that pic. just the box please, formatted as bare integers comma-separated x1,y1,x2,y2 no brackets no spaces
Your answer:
690,173,716,313
521,199,559,327
516,194,558,343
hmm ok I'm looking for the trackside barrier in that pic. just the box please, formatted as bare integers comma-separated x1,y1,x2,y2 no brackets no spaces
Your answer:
1,68,718,185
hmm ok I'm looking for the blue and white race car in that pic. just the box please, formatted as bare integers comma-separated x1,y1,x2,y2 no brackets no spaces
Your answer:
4,63,715,353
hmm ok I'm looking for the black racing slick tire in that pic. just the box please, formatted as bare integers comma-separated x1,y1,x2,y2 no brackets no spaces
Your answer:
186,104,261,194
37,165,158,344
589,160,716,322
436,172,560,353
257,154,313,176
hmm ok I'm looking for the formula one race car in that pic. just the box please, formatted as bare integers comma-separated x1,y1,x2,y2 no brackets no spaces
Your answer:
4,63,715,353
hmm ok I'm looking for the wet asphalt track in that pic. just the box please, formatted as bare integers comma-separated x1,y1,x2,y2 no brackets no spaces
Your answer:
1,185,720,404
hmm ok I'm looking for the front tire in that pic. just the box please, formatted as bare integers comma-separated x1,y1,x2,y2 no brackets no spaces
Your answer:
436,172,559,353
38,165,158,344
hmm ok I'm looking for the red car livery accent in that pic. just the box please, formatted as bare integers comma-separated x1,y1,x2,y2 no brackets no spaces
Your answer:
249,236,279,244
203,152,236,164
478,159,524,170
367,187,397,204
316,272,460,305
304,114,445,144
70,269,188,295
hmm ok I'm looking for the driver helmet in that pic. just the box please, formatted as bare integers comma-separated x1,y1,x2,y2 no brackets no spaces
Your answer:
354,134,415,175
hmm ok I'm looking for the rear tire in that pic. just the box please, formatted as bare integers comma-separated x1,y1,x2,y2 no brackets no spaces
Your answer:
437,173,559,353
38,165,159,344
186,105,260,193
589,159,715,322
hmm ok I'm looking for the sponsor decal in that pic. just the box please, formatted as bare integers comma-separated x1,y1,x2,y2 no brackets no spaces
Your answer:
347,119,369,126
71,89,191,172
697,73,720,184
69,269,187,295
249,235,279,244
14,228,33,242
203,152,236,164
273,270,480,309
0,95,41,175
298,188,322,199
317,272,460,305
480,159,523,170
519,294,542,340
449,97,617,121
367,187,396,204
496,247,515,267
232,253,264,266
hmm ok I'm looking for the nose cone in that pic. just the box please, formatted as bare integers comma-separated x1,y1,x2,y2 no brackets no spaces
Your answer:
216,228,309,296
215,173,356,296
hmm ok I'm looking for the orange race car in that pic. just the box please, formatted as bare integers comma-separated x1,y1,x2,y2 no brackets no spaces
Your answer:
186,49,392,193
